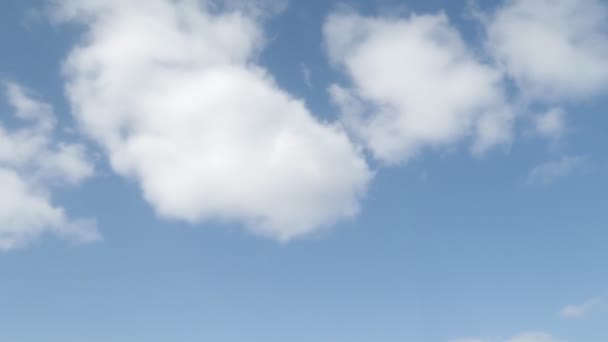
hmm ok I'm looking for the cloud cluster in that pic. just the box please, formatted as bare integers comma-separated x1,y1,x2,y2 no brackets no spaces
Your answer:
325,0,608,163
56,0,372,241
37,0,608,243
0,83,99,251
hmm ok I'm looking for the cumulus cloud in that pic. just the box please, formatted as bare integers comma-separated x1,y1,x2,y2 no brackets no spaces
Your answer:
56,0,372,241
527,155,587,184
485,0,608,100
324,10,513,164
325,0,608,165
0,82,99,251
559,298,601,318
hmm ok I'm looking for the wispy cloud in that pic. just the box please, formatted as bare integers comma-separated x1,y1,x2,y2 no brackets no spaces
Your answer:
0,82,99,251
528,155,588,185
300,63,312,88
559,298,601,318
535,107,566,140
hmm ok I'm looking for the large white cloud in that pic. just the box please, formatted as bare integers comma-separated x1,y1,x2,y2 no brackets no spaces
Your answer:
324,11,513,164
56,0,372,241
485,0,608,100
0,83,99,251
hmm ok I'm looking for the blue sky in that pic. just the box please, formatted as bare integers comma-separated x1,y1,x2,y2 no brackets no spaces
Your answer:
1,0,607,341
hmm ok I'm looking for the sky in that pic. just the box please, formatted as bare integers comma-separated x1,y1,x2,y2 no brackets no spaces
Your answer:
0,0,607,341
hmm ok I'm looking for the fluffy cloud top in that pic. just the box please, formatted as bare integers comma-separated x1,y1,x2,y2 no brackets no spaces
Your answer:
57,0,372,241
325,11,513,164
0,83,99,251
485,0,608,100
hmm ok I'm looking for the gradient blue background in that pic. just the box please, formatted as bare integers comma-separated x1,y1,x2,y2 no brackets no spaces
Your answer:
1,1,607,341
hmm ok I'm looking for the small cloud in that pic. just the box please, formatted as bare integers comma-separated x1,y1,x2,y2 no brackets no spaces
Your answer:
559,298,601,318
300,63,312,88
527,155,588,185
535,107,565,140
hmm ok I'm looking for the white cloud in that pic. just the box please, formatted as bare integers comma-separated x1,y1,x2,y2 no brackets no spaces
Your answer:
528,155,587,184
559,298,601,318
56,0,372,241
324,10,513,164
323,1,608,166
0,82,99,251
485,0,608,100
534,108,565,140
